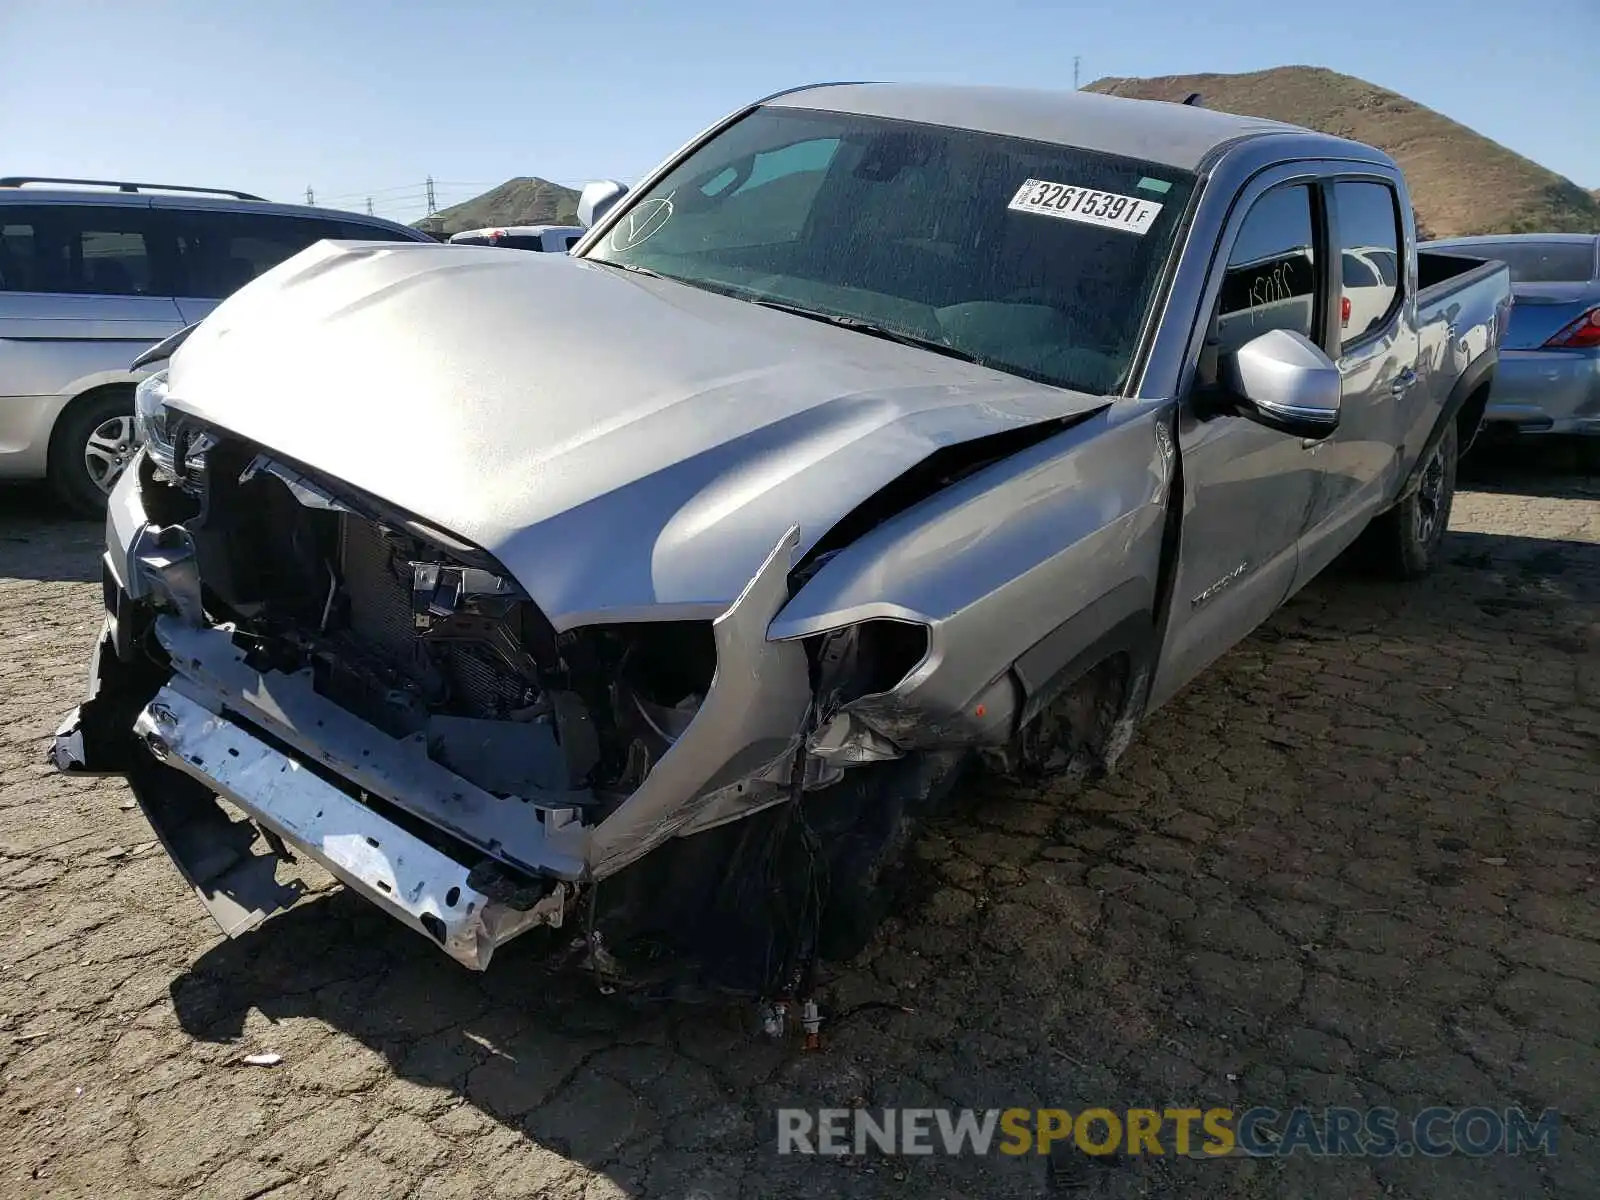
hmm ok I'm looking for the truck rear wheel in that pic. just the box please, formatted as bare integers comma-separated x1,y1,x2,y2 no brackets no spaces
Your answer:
1364,419,1457,580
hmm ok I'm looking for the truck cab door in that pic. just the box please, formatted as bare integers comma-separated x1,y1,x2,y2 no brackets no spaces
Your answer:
1296,175,1418,584
1147,173,1331,711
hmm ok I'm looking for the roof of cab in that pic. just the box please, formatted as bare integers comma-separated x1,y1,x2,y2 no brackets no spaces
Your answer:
764,82,1379,172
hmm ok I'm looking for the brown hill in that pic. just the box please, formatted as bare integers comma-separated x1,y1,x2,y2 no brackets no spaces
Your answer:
414,176,581,238
1086,67,1600,238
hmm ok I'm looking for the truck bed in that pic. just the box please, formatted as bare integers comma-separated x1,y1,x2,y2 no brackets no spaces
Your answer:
1407,249,1512,467
1418,249,1505,303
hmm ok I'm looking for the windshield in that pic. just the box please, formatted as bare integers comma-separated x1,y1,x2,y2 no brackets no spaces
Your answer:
583,106,1197,395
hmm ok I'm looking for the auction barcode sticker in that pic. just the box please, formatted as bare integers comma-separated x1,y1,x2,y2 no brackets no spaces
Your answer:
1007,179,1163,235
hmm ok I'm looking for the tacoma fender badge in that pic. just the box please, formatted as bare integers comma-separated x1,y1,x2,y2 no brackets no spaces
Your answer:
1191,560,1250,610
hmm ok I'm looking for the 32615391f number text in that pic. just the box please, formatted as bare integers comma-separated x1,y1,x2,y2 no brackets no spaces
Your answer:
1007,179,1163,235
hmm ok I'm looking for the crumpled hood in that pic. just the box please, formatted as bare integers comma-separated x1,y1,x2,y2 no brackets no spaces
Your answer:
167,239,1109,629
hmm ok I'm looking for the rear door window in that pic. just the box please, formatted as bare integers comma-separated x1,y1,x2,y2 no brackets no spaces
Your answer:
173,211,347,298
335,219,412,243
1334,181,1403,348
0,205,168,296
173,211,408,299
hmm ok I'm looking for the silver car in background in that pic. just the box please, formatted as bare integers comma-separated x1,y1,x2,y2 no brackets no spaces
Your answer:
0,177,434,513
1424,233,1600,448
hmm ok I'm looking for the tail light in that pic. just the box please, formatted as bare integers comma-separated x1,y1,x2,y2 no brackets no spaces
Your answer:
1543,306,1600,350
1340,296,1351,327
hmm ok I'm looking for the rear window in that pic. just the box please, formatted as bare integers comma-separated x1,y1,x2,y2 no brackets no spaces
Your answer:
1475,242,1596,284
0,205,163,296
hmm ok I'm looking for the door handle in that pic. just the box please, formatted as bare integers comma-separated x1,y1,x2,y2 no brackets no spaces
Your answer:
1390,369,1419,396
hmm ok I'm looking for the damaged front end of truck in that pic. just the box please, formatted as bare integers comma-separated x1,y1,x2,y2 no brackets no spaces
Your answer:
50,405,978,994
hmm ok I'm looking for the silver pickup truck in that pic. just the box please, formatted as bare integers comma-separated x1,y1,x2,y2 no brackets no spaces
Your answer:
51,83,1511,995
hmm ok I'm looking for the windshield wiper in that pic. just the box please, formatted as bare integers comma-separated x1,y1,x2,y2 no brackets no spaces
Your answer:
586,259,664,279
744,299,987,366
587,266,989,368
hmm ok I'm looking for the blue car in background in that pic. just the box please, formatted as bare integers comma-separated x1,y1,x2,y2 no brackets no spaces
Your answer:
1424,233,1600,461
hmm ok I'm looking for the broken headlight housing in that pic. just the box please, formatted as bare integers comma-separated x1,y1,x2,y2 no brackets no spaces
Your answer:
132,369,176,471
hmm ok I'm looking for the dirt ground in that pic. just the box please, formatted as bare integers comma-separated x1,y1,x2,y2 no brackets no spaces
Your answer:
0,444,1595,1200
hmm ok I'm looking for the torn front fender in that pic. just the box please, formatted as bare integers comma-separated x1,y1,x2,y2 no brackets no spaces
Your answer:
585,525,813,878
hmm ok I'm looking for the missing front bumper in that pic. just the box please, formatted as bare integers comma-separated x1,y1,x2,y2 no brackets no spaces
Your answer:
53,470,823,971
132,686,568,970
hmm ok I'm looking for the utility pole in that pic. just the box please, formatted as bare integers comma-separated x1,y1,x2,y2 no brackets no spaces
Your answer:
425,176,437,215
1074,57,1081,90
366,198,374,215
305,186,315,206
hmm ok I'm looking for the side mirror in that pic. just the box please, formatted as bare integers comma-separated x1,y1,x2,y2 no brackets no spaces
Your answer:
1221,328,1342,440
577,180,629,229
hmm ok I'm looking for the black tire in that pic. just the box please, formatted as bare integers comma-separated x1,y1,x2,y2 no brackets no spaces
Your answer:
1576,438,1600,475
47,388,136,517
812,753,965,963
1363,418,1458,580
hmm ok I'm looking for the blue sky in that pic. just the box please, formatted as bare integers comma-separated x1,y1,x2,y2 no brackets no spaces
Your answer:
3,0,1593,225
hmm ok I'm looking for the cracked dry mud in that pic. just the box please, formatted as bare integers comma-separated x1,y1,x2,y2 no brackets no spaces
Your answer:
0,445,1595,1199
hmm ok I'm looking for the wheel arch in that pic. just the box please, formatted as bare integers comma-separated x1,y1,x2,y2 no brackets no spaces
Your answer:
1407,349,1497,494
46,381,141,511
47,379,138,460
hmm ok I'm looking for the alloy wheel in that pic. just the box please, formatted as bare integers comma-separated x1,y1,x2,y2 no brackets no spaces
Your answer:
83,416,136,494
1414,440,1447,547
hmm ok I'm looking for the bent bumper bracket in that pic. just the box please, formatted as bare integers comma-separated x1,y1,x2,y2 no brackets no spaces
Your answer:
133,687,564,969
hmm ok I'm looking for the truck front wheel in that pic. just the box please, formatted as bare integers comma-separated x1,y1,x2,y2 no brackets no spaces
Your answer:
1364,418,1458,580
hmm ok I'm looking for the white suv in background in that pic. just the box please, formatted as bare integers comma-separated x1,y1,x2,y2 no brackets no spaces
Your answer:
0,176,435,513
448,225,586,252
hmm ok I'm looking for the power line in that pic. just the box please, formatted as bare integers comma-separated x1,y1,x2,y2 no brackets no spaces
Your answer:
317,181,437,204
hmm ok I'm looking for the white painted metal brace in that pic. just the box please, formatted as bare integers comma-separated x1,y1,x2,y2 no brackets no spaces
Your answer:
133,688,565,970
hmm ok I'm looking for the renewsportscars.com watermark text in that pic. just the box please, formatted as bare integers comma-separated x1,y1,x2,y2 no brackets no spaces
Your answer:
776,1106,1560,1159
